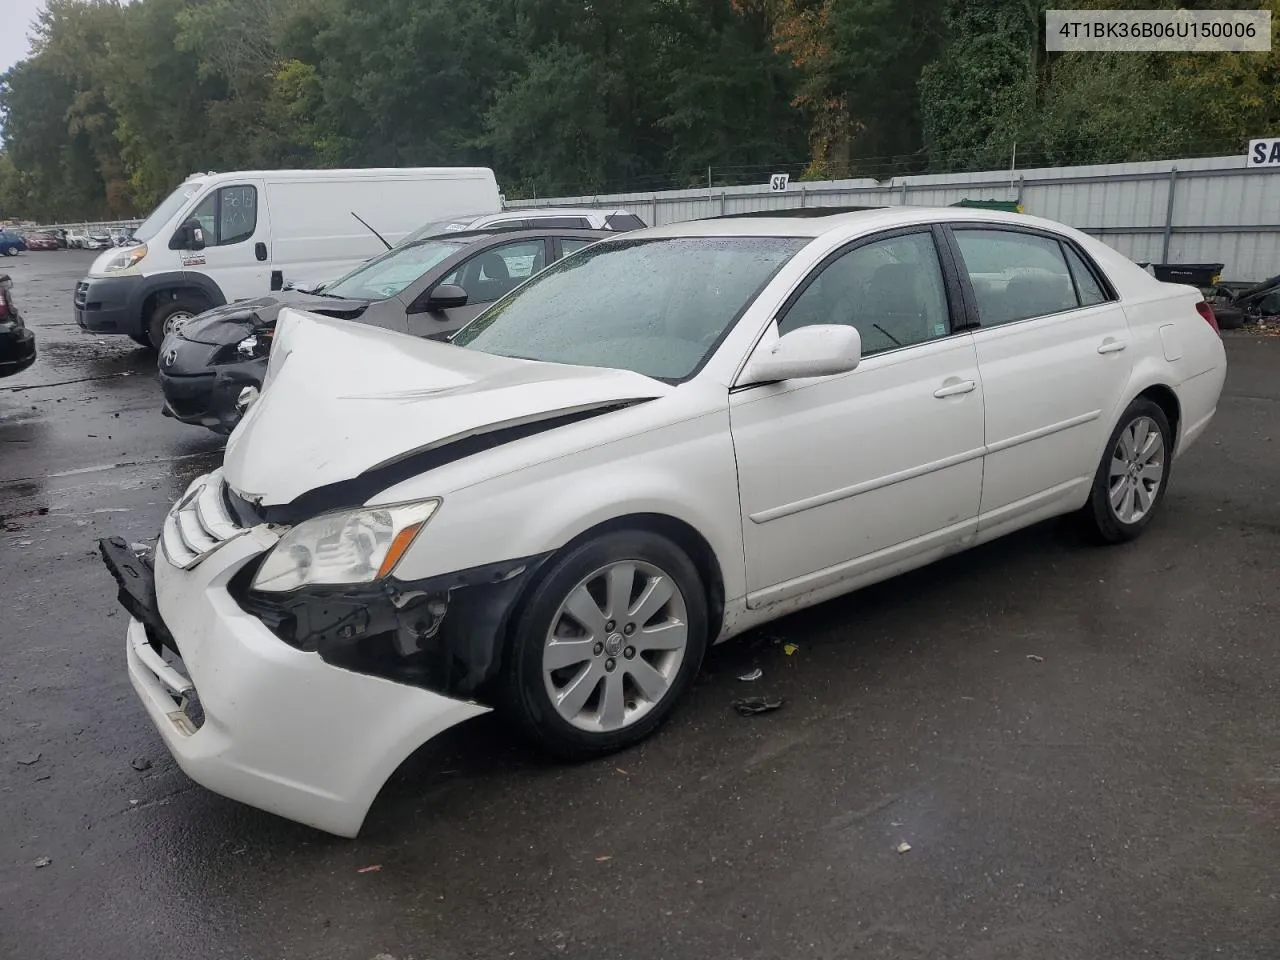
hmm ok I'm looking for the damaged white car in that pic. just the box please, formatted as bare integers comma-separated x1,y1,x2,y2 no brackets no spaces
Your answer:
101,208,1226,836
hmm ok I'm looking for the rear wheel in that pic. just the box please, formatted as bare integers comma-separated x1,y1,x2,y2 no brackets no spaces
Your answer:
1083,398,1172,543
147,295,205,350
2,245,17,256
501,530,708,759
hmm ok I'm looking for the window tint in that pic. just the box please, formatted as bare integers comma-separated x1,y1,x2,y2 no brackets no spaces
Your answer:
185,186,257,246
954,229,1079,326
559,237,597,256
1063,244,1108,306
778,231,951,356
441,239,547,304
528,216,592,228
605,213,646,231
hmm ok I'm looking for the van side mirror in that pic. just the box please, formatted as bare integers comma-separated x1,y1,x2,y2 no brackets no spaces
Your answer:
738,324,862,385
412,283,468,313
170,219,207,252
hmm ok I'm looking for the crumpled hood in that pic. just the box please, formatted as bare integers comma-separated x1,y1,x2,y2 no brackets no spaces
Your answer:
223,308,671,507
179,293,371,345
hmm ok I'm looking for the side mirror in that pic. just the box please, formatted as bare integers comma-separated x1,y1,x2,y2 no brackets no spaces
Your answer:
170,219,207,252
418,283,468,312
739,324,862,384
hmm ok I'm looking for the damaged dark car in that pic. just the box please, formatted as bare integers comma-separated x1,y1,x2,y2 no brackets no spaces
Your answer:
0,274,36,378
158,227,610,433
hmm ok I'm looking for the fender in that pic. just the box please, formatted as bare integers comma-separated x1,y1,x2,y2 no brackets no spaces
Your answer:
133,270,228,318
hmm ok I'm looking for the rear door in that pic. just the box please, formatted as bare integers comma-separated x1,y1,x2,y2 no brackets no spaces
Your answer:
181,181,271,301
944,225,1132,527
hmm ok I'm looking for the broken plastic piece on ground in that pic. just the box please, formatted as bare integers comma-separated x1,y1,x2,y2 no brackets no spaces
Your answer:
130,757,152,771
356,864,382,873
737,667,764,682
33,857,51,868
594,855,613,862
782,643,799,656
896,842,912,854
732,696,784,717
1026,654,1044,662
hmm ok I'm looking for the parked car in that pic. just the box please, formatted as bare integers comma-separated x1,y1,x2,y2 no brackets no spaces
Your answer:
0,230,28,256
101,207,1226,837
49,228,68,248
84,231,113,250
66,230,87,249
160,227,610,433
75,166,502,349
24,232,60,251
399,206,645,246
110,226,136,247
0,274,36,377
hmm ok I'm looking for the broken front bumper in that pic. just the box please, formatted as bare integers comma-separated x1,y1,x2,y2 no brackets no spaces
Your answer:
109,526,490,837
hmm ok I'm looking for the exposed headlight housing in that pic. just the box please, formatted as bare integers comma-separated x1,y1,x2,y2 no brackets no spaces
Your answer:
251,499,440,592
99,243,148,275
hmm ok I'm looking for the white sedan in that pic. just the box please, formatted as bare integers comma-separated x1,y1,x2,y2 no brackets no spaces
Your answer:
102,207,1226,836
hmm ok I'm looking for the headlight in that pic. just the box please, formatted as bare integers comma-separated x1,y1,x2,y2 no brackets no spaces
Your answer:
100,243,148,274
251,499,440,592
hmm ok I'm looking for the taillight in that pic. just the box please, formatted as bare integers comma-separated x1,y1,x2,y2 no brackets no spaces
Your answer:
1195,300,1219,333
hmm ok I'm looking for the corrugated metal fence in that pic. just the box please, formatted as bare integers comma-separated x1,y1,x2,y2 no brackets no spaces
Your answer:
510,154,1280,281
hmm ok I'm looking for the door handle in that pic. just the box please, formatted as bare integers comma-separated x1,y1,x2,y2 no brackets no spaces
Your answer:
1097,339,1128,354
934,379,976,399
254,242,268,262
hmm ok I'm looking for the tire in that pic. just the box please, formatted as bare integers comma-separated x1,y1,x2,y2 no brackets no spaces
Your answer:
500,529,709,760
147,295,205,350
1083,398,1172,543
2,245,17,256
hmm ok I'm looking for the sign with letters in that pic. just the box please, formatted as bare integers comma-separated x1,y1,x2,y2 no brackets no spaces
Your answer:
1247,138,1280,167
769,173,790,192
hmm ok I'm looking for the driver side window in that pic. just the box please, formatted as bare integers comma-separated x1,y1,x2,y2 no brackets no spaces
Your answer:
778,231,951,357
440,239,547,305
185,185,258,247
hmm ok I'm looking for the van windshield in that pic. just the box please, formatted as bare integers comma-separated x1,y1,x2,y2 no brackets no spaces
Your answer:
132,183,203,242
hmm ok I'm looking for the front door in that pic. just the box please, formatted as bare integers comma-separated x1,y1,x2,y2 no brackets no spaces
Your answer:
945,226,1134,525
182,181,270,302
730,227,987,607
406,237,549,340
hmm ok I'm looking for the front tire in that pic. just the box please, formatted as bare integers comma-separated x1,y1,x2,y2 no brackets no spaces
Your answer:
501,530,708,759
147,295,205,350
2,245,17,256
1083,398,1172,543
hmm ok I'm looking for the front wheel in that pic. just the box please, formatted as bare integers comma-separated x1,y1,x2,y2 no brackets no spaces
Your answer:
1083,398,1172,543
500,530,708,759
147,296,205,350
2,245,17,256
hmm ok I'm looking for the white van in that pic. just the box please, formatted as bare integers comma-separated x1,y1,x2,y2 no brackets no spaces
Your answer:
74,167,501,347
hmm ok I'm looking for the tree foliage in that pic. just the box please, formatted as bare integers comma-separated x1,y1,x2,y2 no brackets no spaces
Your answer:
0,0,1274,221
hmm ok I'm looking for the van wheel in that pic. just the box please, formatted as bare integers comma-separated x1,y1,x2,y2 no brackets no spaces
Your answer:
1083,398,1172,543
500,530,708,760
148,296,205,349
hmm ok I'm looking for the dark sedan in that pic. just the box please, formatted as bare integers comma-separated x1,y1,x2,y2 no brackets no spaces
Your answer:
0,275,36,377
159,227,610,434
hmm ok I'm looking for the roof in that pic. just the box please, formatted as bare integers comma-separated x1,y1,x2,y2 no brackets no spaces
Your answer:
184,167,496,185
637,206,1044,239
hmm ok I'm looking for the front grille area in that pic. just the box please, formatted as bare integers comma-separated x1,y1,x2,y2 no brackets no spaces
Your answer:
161,469,250,569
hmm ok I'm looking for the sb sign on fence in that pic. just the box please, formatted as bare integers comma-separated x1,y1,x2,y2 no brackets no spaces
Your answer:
1247,137,1280,167
769,173,790,192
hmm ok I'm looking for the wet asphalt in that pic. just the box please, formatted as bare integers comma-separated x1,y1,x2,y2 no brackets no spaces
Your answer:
1,250,1277,960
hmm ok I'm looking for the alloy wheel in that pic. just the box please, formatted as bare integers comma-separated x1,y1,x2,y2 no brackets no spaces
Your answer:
1108,415,1165,524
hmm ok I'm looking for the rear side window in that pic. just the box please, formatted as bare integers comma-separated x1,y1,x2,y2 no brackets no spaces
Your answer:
1063,244,1108,307
953,229,1080,326
604,213,646,231
559,237,597,256
528,216,592,229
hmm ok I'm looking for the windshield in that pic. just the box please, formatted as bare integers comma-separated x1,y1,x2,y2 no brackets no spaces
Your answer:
398,214,489,246
451,236,808,381
323,238,468,300
132,182,203,242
